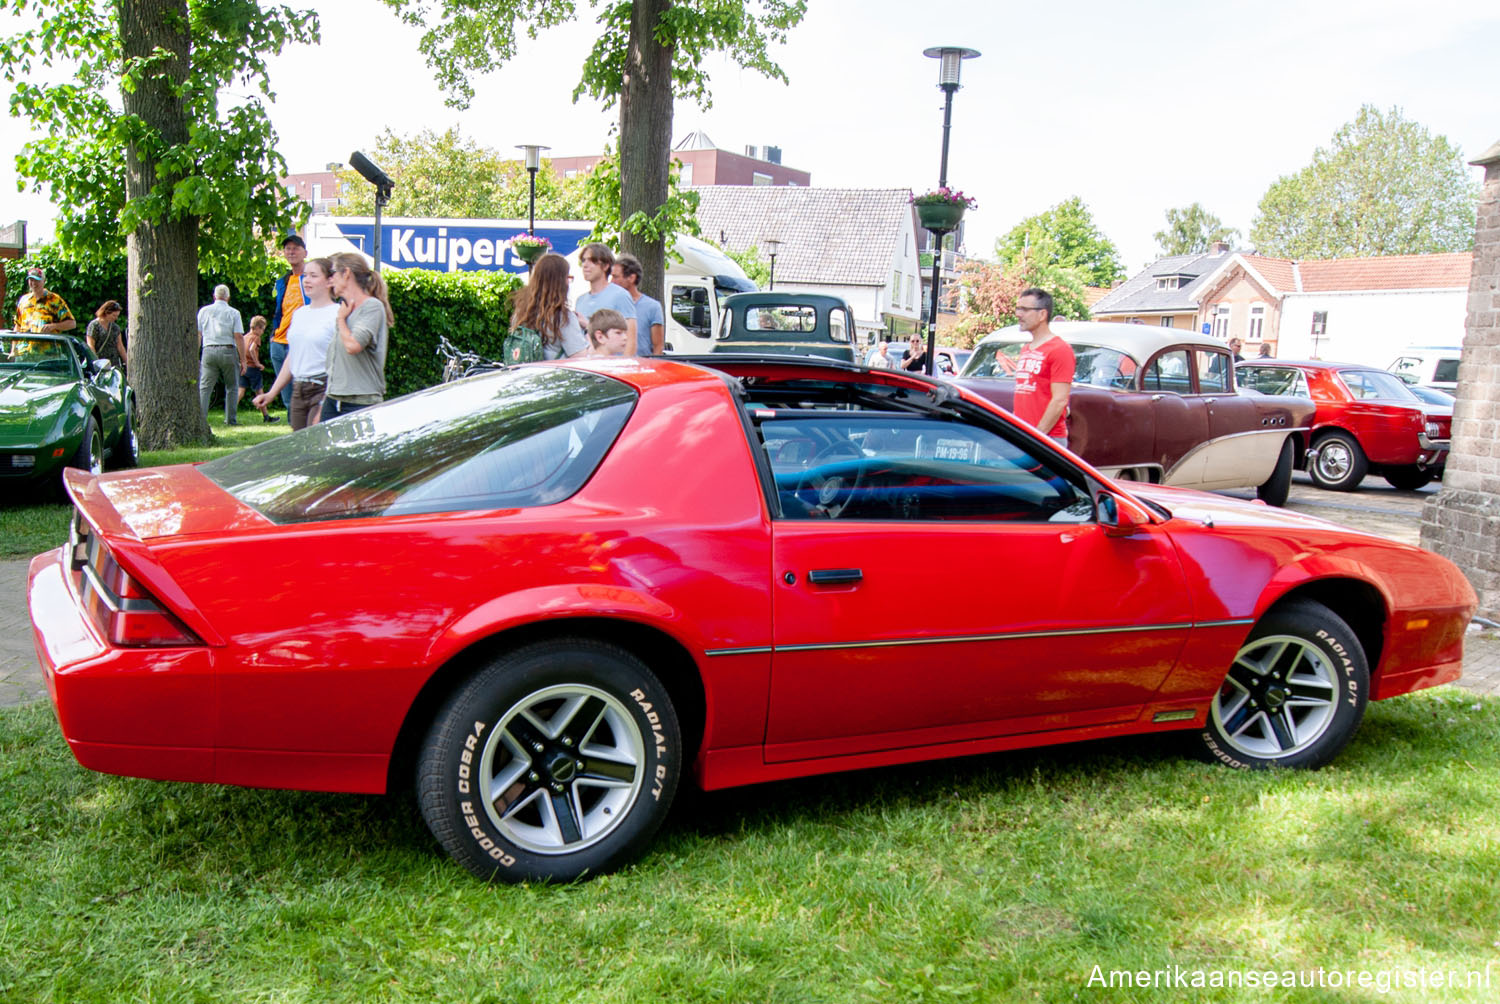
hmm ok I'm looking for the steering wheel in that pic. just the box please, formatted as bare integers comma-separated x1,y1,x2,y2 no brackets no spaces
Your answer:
793,441,865,518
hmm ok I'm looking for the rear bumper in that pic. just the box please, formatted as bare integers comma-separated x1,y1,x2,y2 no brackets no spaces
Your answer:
28,548,215,783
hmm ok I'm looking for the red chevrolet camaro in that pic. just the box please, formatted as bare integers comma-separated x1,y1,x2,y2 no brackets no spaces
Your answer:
29,357,1475,882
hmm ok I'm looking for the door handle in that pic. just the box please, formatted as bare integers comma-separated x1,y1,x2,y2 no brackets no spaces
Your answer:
807,568,863,585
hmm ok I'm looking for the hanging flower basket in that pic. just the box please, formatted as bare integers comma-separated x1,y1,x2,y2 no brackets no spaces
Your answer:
511,233,551,265
911,187,977,233
916,202,966,232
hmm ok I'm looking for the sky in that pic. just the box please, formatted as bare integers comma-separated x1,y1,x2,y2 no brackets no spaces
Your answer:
3,0,1498,271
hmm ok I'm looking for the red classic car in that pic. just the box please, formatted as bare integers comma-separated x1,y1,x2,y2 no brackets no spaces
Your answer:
956,323,1314,506
30,356,1474,882
1235,360,1451,491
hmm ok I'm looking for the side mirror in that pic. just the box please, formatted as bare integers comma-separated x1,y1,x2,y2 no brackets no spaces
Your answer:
690,287,710,305
90,357,112,375
1097,490,1146,537
690,304,708,331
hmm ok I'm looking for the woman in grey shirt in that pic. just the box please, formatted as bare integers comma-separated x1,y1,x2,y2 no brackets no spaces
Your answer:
85,300,127,376
322,252,394,421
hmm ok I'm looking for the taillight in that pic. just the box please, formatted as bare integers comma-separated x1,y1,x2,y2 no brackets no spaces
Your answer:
72,514,200,647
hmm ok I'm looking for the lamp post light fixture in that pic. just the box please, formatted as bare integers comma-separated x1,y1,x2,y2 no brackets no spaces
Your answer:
922,45,980,188
516,144,550,236
763,237,782,291
349,151,395,272
920,44,979,375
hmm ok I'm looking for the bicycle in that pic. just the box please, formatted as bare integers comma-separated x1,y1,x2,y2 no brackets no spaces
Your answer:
436,335,507,384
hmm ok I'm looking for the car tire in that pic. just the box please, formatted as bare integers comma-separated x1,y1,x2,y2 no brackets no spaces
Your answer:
1382,466,1434,491
1308,431,1367,491
1255,437,1294,507
1199,599,1368,770
110,396,141,469
417,639,680,882
68,415,104,477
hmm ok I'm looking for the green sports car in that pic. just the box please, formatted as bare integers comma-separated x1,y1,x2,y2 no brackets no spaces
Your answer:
1,332,138,490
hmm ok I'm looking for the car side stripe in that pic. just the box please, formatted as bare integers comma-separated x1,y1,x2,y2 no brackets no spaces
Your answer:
703,618,1254,657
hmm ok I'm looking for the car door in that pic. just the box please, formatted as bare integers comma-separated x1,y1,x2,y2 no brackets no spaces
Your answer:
1196,347,1272,487
757,410,1194,763
1140,347,1210,485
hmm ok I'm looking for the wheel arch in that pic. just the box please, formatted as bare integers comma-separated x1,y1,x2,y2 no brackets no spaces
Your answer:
1261,577,1387,678
384,617,708,795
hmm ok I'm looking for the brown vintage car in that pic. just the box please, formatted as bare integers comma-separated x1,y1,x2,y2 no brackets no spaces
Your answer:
955,322,1314,506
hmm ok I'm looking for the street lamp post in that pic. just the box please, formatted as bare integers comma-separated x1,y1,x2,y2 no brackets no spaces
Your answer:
764,237,782,291
921,45,979,375
516,144,550,236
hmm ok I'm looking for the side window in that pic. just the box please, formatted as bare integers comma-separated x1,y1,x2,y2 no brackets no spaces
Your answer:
1073,345,1137,389
1142,350,1193,394
1197,349,1231,393
759,415,1091,523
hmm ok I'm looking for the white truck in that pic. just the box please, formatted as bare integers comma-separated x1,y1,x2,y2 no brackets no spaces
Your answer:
303,215,757,353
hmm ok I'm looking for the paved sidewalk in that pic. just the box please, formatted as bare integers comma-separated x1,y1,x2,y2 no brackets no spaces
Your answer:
1,557,45,708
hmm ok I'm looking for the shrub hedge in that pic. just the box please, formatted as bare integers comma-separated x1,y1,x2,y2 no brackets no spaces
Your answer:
5,247,522,398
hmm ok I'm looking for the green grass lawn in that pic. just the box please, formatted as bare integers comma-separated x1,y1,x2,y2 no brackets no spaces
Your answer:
1,689,1496,1003
0,413,289,559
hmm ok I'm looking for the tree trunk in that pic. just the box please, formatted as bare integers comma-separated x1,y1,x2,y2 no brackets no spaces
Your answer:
119,0,210,449
618,0,675,305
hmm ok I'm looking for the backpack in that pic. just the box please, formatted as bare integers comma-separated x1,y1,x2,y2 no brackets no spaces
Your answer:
503,325,544,365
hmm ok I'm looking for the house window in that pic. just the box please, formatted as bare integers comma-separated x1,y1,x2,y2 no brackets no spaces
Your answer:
312,183,322,203
679,163,693,186
564,169,578,179
891,271,901,308
906,275,915,309
1159,316,1174,328
1213,305,1232,339
1248,305,1265,341
752,172,773,186
1155,276,1180,290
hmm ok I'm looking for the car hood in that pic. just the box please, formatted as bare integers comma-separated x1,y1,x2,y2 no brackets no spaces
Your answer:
1126,482,1364,536
0,371,74,442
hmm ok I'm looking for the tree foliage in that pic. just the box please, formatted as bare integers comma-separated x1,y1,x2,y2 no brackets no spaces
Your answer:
1,0,316,287
2,0,317,448
332,127,593,219
380,0,805,300
995,197,1124,288
951,251,1091,349
1154,203,1239,256
1250,105,1480,259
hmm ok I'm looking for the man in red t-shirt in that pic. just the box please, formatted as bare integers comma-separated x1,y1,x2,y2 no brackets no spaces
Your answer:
1012,287,1075,449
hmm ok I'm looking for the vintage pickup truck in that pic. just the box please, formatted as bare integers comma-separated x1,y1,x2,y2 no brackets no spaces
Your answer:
956,322,1315,506
712,292,858,363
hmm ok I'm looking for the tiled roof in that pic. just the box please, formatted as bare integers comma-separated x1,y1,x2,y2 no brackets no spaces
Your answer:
691,186,912,286
1090,249,1232,315
1239,255,1299,294
1295,252,1472,292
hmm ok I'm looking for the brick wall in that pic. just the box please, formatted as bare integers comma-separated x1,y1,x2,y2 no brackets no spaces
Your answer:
1422,141,1500,618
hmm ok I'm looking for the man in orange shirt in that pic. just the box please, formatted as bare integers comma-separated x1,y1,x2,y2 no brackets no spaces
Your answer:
266,235,307,411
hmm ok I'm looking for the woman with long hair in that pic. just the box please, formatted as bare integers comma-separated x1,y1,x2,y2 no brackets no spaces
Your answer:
510,252,586,359
321,252,394,421
85,300,127,376
254,257,340,429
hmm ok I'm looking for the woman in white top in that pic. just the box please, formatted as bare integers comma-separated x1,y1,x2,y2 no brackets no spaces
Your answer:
254,257,340,429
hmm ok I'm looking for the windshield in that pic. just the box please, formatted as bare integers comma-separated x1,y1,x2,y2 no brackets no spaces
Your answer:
203,368,636,523
962,340,1134,389
962,340,1025,377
